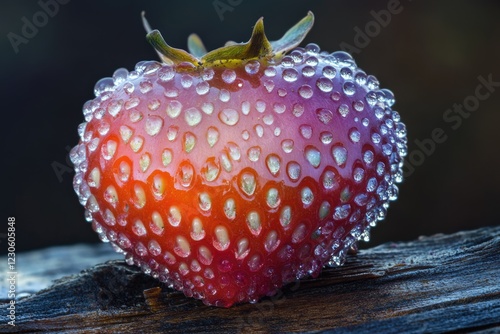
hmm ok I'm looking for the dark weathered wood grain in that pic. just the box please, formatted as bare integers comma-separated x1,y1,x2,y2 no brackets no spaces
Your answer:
1,226,499,333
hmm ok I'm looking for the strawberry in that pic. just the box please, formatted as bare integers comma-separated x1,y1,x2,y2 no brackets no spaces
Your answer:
70,12,407,307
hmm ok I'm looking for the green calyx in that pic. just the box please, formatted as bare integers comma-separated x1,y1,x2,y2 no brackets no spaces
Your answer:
142,11,314,68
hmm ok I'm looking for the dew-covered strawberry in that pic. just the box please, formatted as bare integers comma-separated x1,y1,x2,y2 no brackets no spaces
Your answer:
70,12,407,307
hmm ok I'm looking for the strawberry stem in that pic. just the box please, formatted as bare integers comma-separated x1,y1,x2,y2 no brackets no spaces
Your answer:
142,11,315,67
146,30,200,65
201,17,272,65
270,11,314,58
188,34,208,58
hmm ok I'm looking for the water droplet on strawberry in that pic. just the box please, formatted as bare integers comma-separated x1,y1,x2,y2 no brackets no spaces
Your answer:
239,171,257,196
164,126,177,141
206,127,219,147
371,132,381,144
255,100,266,113
266,188,280,209
148,240,162,256
219,89,231,102
349,128,361,143
305,56,319,66
175,235,191,257
322,66,336,79
286,161,301,181
277,88,287,97
263,79,275,93
241,130,250,141
264,230,280,253
198,246,213,265
263,114,274,125
147,99,161,111
318,201,331,220
222,69,236,83
298,84,313,99
288,49,303,64
332,145,348,167
130,136,144,152
195,81,210,95
133,184,146,208
305,43,320,54
181,74,193,89
241,101,250,115
224,198,236,220
244,60,260,75
316,77,333,92
283,68,298,82
178,161,195,187
202,158,220,182
264,67,276,77
103,209,116,226
292,103,304,117
139,79,153,94
118,233,132,249
273,103,286,114
88,167,101,188
246,211,261,235
366,177,378,192
301,66,315,77
139,153,151,172
353,100,365,112
191,218,206,241
166,100,182,118
281,139,294,153
301,187,314,206
353,167,365,183
299,124,313,139
88,138,99,152
279,206,292,228
316,108,333,124
107,100,123,117
292,223,307,243
248,254,263,272
338,104,350,117
304,146,321,168
158,65,175,81
183,132,197,153
184,107,202,127
218,108,239,126
151,211,165,233
145,115,163,136
340,67,353,80
247,146,261,162
254,125,264,137
333,204,351,220
320,131,333,145
214,225,230,251
280,56,294,67
133,219,147,236
265,154,281,176
101,139,117,160
94,77,115,97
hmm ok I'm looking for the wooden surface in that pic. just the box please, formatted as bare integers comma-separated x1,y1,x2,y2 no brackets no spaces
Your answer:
1,226,499,333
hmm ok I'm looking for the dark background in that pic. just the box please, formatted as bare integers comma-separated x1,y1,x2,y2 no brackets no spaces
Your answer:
3,0,499,254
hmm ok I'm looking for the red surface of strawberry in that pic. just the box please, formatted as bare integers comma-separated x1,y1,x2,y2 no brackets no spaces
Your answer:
70,12,407,307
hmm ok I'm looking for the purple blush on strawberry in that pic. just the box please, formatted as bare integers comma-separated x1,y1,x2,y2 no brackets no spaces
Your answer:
70,12,407,307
